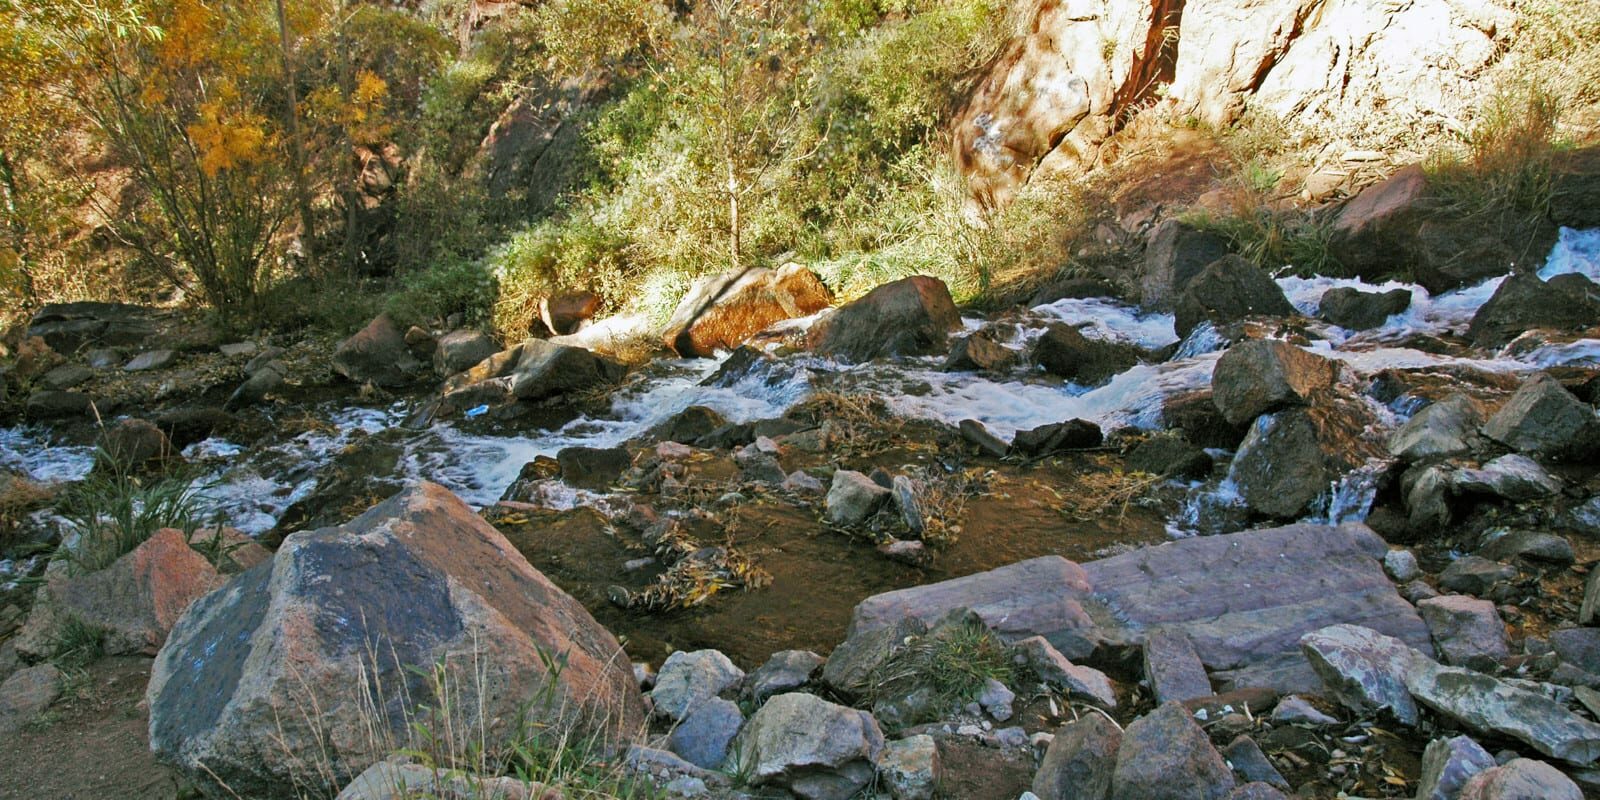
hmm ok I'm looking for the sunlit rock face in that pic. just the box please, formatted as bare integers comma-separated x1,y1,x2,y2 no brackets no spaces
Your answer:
955,0,1512,212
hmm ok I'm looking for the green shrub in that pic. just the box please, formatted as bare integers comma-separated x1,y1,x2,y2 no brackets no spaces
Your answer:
56,467,207,574
385,257,499,329
1427,82,1567,219
867,615,1015,727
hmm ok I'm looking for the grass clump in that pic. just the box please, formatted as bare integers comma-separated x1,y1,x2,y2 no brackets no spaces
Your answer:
49,616,108,671
1425,82,1568,221
867,612,1015,726
55,467,207,574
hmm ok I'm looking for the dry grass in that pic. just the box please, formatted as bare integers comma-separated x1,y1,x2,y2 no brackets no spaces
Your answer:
1058,455,1163,522
786,391,905,458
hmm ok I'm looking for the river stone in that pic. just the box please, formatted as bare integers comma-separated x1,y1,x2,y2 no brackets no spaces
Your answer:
822,615,928,701
0,663,64,735
1417,735,1496,800
1223,736,1288,791
124,348,177,372
1550,628,1600,675
1482,373,1599,460
959,418,1011,457
1141,219,1235,311
669,697,743,770
1480,530,1574,565
1031,323,1141,386
147,482,644,798
555,446,631,491
1406,658,1600,765
1318,287,1412,330
733,692,885,800
26,389,93,419
336,760,556,800
1440,556,1517,596
1458,758,1583,800
875,734,939,800
1300,624,1421,725
1468,272,1600,348
16,528,223,660
944,330,1019,373
806,275,960,363
1454,455,1563,502
332,314,421,388
1226,408,1340,519
1032,712,1121,800
1419,595,1510,671
1390,394,1484,461
663,263,832,357
651,649,744,722
847,556,1098,660
1126,434,1212,479
1173,255,1297,339
1385,549,1422,582
1145,630,1213,705
433,330,498,377
826,469,891,526
1014,635,1117,709
1085,523,1430,689
41,363,93,390
1110,701,1236,800
745,650,823,704
1011,419,1104,456
440,339,625,410
1210,340,1338,426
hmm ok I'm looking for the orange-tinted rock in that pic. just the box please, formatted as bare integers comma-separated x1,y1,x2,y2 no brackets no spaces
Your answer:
664,264,832,358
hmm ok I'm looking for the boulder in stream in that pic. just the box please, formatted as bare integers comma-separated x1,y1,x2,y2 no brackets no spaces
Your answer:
332,313,423,388
808,276,961,362
664,264,833,357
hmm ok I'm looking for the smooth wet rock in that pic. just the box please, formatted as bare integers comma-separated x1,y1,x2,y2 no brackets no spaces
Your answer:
1174,255,1297,339
1145,630,1213,705
1457,758,1583,800
1300,624,1420,725
1223,736,1288,791
1482,373,1599,460
1390,394,1484,461
1480,530,1574,565
734,692,885,800
147,483,644,798
1032,713,1121,800
823,616,928,701
848,556,1098,660
0,664,64,735
745,650,823,704
1469,272,1600,348
1015,636,1116,709
664,264,832,357
959,418,1011,457
1454,455,1563,502
332,314,421,388
1417,735,1496,800
1419,595,1509,671
876,734,939,800
16,528,223,660
1032,324,1140,386
433,330,499,377
652,650,744,722
1440,556,1517,597
669,697,743,770
1318,286,1412,330
1110,701,1236,800
826,470,891,526
1406,659,1600,765
1211,340,1339,426
807,276,961,363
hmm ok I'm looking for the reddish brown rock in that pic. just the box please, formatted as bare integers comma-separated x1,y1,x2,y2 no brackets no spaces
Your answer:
664,264,832,358
541,291,603,336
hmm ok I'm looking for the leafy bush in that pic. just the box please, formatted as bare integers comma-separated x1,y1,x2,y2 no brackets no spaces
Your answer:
385,257,499,329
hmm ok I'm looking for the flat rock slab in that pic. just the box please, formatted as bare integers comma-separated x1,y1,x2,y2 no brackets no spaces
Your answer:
1084,523,1431,676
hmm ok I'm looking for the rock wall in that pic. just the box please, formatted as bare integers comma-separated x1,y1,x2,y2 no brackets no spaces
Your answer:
955,0,1513,211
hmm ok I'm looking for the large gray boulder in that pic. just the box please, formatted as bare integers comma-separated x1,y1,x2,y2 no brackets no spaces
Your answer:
1318,286,1412,330
147,482,644,798
1468,272,1600,348
807,276,961,363
1110,701,1235,800
1227,404,1380,519
733,692,885,800
1210,340,1339,427
1482,373,1598,460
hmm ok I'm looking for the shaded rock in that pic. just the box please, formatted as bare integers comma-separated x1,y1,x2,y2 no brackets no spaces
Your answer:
665,264,832,357
41,363,93,390
944,330,1020,373
1228,405,1377,519
1165,389,1250,450
1032,324,1141,386
95,417,174,472
124,349,177,372
433,330,499,377
669,697,743,770
1583,567,1600,626
1174,256,1297,339
1223,736,1288,791
226,362,285,409
958,418,1011,457
556,446,631,491
807,276,961,363
1127,435,1212,479
1141,219,1235,311
1406,658,1600,765
1226,784,1288,800
154,407,234,450
733,692,884,800
1482,373,1598,460
440,338,625,410
1458,758,1582,800
1145,630,1213,705
15,528,223,660
26,390,92,419
1110,701,1236,800
332,314,422,388
891,475,925,537
1300,623,1420,725
652,405,728,446
1550,147,1600,229
1406,464,1456,529
745,650,822,704
147,483,644,798
0,664,65,735
652,650,744,722
1440,556,1517,596
826,470,891,526
1032,713,1121,800
1480,531,1574,565
540,291,602,337
1551,628,1600,675
822,615,927,701
1211,340,1339,426
876,734,939,800
337,760,556,800
1454,455,1562,502
1389,394,1483,461
1469,273,1600,348
848,556,1098,661
1419,595,1510,671
1012,419,1104,457
1318,287,1412,330
1015,636,1116,709
1417,735,1496,800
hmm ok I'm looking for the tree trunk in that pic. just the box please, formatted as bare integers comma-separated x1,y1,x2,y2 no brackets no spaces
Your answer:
275,0,316,272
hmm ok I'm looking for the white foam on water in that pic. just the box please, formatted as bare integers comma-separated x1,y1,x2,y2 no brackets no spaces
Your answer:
1277,273,1505,346
1539,227,1600,281
1029,297,1181,350
0,426,95,484
1511,338,1600,368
